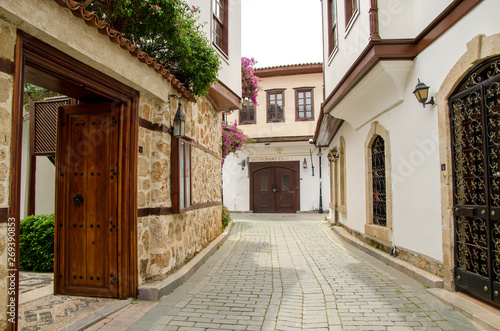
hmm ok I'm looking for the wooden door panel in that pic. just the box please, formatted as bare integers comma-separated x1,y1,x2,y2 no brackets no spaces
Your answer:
276,168,296,213
56,103,119,297
252,168,275,213
67,114,88,286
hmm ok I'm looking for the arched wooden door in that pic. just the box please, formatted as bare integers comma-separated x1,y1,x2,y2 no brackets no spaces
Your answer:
250,162,300,213
450,56,500,306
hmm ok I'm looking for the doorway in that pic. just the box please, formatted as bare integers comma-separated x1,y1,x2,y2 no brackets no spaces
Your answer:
250,162,300,213
449,55,500,306
9,32,139,328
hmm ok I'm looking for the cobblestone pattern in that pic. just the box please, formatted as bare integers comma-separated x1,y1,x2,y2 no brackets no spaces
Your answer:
129,216,477,330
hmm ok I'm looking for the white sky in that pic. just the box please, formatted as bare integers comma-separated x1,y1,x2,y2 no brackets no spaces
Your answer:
241,0,324,68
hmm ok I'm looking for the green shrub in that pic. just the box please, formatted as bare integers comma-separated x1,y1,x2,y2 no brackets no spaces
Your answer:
20,214,54,272
222,206,231,229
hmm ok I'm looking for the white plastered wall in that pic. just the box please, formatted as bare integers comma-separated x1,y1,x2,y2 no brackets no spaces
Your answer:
223,142,330,213
326,0,500,262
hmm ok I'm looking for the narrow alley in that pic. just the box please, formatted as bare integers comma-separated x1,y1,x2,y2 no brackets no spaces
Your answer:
93,214,478,330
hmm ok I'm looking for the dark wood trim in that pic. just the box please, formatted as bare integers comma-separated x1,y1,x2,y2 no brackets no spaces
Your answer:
0,208,8,223
415,0,482,53
256,63,323,78
252,136,313,143
137,201,221,217
27,154,36,216
322,0,482,115
369,0,381,41
0,57,14,75
8,31,24,331
294,88,315,121
138,117,172,134
239,101,256,125
323,39,417,113
139,118,221,160
266,90,286,123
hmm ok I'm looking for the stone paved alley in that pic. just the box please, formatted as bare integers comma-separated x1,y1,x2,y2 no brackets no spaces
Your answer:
92,214,479,330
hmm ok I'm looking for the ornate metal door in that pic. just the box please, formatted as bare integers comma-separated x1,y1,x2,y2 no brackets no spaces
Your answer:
55,103,119,298
450,56,500,305
251,162,299,213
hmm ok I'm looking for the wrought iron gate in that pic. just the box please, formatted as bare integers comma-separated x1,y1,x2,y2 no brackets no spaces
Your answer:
450,56,500,305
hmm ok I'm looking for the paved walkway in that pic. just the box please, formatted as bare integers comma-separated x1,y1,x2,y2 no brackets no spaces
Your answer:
95,214,479,330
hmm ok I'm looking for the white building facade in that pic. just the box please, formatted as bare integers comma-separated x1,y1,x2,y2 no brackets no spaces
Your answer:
316,0,500,307
224,64,330,213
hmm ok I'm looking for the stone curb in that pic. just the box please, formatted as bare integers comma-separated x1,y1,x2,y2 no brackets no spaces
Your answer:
332,225,500,331
427,288,500,331
331,225,444,288
60,300,131,331
137,221,234,301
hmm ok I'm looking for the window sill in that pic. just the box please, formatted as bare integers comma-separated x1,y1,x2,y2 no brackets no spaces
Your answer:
365,223,391,242
295,117,315,122
213,42,229,62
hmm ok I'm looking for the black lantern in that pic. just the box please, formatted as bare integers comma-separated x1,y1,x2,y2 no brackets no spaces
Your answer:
327,147,339,163
170,94,185,137
413,79,435,108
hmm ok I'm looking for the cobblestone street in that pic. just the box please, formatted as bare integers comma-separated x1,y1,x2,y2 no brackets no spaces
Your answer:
112,214,477,330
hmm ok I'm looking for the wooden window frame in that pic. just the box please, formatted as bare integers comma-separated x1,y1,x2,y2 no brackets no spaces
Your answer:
345,0,359,33
172,137,192,213
327,0,339,57
266,89,285,123
213,0,229,57
239,100,256,124
295,88,315,121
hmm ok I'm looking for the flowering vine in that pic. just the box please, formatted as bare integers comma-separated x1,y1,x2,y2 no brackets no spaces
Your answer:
241,57,262,105
222,121,252,165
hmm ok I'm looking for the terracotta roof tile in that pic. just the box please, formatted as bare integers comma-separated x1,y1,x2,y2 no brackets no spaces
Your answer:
54,0,195,102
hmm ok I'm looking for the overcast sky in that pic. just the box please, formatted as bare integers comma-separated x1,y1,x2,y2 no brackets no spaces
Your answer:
241,0,324,68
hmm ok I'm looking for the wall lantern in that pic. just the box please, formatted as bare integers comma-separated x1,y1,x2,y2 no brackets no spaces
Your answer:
302,158,307,169
327,147,339,163
238,159,246,170
170,94,186,137
413,79,435,108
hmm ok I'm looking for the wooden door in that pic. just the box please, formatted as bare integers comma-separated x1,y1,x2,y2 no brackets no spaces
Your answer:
55,103,119,297
252,167,275,213
276,167,296,213
251,162,299,213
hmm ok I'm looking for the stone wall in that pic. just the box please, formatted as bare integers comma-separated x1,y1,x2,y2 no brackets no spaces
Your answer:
0,19,16,330
137,93,223,284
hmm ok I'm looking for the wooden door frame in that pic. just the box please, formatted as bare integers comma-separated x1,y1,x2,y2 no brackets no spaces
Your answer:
249,161,300,213
9,31,139,329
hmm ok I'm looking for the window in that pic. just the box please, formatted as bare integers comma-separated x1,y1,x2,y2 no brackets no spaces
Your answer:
240,101,256,124
295,88,314,121
213,0,228,55
364,122,392,242
345,0,359,29
371,135,386,227
327,0,338,55
267,90,285,122
172,138,191,212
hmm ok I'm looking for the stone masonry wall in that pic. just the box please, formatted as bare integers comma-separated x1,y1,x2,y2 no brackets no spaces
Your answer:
137,92,222,284
0,19,16,330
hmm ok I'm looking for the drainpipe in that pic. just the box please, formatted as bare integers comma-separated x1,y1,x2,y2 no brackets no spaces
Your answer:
318,147,323,214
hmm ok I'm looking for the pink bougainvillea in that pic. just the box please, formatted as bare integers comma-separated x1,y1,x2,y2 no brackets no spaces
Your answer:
222,121,252,165
241,57,262,105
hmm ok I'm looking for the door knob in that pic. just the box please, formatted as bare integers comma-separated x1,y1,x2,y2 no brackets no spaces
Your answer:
272,189,277,193
73,194,84,207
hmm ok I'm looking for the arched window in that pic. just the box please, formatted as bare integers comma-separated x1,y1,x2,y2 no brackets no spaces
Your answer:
371,135,386,226
365,122,392,242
